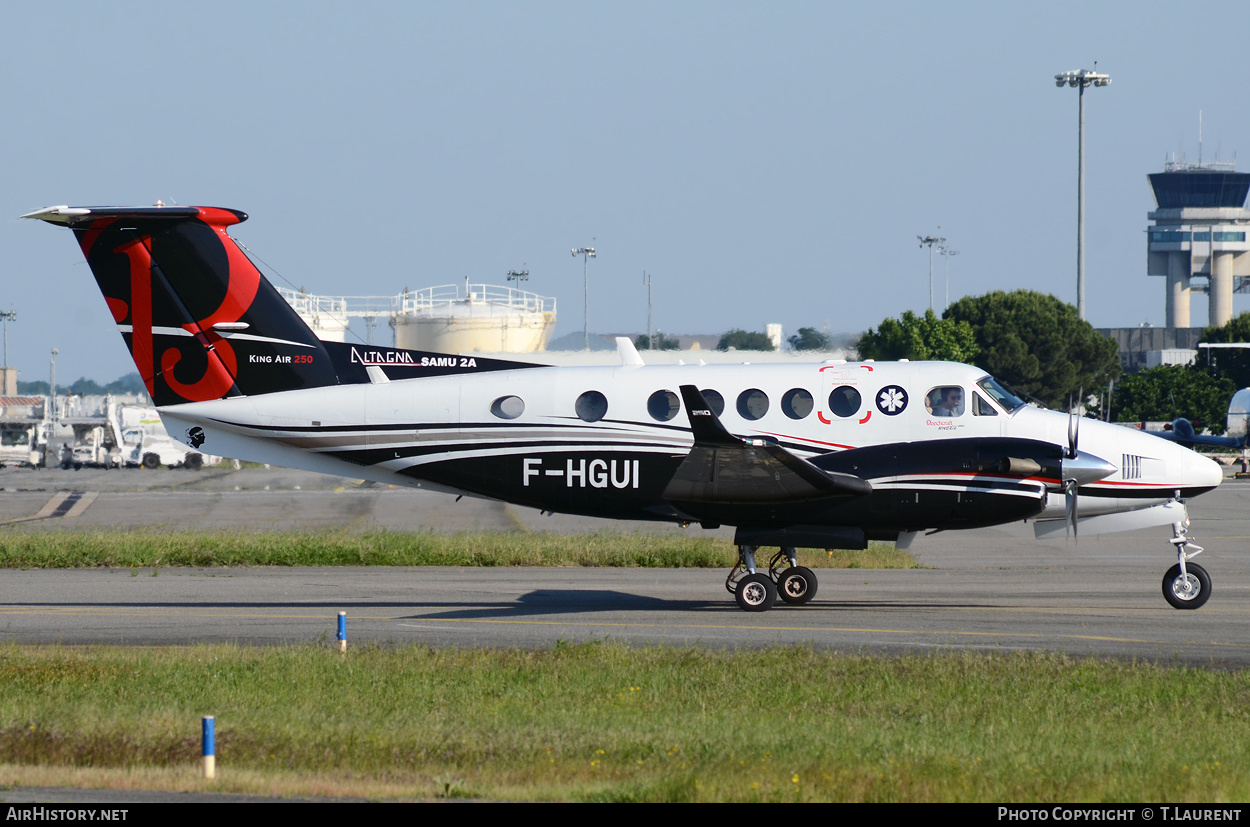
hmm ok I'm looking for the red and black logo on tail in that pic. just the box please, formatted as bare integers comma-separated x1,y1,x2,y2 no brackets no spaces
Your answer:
64,207,336,406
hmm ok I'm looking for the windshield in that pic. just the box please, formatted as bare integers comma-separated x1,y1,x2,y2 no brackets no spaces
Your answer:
977,376,1027,414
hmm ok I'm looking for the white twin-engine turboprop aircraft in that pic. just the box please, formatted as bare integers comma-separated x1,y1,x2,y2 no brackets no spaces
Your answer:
25,205,1226,611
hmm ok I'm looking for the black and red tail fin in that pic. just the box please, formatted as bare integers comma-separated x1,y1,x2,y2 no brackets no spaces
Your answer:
24,205,337,406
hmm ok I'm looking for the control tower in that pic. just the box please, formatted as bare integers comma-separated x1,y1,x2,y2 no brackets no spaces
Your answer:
1147,161,1250,328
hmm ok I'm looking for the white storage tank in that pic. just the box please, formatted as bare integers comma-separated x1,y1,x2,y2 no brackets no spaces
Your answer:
393,284,556,353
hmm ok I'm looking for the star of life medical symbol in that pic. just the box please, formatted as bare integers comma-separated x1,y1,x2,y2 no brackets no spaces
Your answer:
876,385,908,415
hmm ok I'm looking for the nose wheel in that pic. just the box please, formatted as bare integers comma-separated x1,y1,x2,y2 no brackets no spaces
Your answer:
1163,519,1211,610
725,546,819,612
1162,562,1210,609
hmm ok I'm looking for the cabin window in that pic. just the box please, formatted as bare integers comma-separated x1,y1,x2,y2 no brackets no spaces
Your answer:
925,386,965,417
490,395,525,420
781,388,814,420
647,390,681,422
737,389,769,420
828,386,861,418
973,391,998,417
575,390,608,422
700,388,725,417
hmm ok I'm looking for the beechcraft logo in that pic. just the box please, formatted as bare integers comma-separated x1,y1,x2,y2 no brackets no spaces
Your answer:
876,385,908,416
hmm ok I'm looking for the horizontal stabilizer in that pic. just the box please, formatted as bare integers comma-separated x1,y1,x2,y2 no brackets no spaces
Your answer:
23,205,227,225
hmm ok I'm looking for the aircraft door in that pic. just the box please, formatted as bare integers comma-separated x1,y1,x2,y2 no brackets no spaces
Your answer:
969,388,1005,437
819,367,870,432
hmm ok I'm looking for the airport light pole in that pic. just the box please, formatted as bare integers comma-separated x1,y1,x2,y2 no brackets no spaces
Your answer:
1055,67,1111,321
918,233,945,311
643,271,653,350
572,244,596,351
49,348,57,423
506,267,529,307
939,247,959,312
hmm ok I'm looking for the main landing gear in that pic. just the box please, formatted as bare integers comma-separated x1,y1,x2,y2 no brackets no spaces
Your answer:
1162,519,1211,610
725,545,818,612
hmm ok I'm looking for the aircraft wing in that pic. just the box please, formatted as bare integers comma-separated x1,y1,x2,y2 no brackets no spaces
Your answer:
661,385,871,504
1145,418,1247,449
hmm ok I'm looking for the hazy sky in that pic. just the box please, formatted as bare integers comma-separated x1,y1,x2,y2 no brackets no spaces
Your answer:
4,1,1250,384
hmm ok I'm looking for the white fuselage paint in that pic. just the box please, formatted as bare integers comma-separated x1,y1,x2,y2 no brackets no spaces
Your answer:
158,360,1223,522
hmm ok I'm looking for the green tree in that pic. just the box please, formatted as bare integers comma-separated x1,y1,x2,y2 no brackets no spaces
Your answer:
104,372,146,394
1096,365,1235,433
857,309,979,363
717,329,775,351
635,332,680,351
1200,312,1250,389
67,377,106,395
788,327,832,351
943,290,1120,409
16,380,49,395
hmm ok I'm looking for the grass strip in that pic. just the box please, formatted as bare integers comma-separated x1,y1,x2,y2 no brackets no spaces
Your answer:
0,531,918,570
0,642,1246,802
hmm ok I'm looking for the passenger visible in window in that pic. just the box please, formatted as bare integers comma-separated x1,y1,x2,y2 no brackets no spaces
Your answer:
929,387,964,417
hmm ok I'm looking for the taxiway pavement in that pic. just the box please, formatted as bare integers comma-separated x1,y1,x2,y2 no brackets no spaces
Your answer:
0,464,1247,664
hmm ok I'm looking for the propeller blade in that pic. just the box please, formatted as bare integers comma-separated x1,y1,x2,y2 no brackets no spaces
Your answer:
1064,479,1079,542
1067,409,1079,459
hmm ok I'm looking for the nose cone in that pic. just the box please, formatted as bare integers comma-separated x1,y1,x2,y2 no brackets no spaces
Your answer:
1180,449,1223,494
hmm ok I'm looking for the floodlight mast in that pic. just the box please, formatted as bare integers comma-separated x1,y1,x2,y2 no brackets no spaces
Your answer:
1055,67,1111,321
49,348,58,423
939,247,959,312
572,245,596,351
918,233,945,311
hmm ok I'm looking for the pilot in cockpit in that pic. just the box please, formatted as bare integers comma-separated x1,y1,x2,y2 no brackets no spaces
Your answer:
928,386,964,417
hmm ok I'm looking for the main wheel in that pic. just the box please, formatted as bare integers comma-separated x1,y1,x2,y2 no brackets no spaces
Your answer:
141,453,160,470
777,566,818,605
1162,563,1211,610
735,573,777,613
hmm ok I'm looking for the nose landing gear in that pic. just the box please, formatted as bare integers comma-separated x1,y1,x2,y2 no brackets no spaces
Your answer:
726,546,819,612
1162,520,1210,610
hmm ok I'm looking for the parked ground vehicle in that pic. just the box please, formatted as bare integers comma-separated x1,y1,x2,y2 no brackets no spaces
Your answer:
0,396,48,467
111,402,217,469
54,395,218,470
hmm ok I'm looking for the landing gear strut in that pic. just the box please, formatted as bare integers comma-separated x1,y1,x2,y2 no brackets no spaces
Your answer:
725,545,819,612
1162,519,1211,610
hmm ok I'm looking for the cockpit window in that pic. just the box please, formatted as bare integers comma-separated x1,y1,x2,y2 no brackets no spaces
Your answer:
976,376,1026,414
972,392,998,417
926,386,965,417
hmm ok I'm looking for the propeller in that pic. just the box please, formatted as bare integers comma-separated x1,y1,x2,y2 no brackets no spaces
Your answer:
1064,478,1079,541
1065,389,1083,540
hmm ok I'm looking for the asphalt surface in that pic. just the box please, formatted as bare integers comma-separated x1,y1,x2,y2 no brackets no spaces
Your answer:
0,463,1248,665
